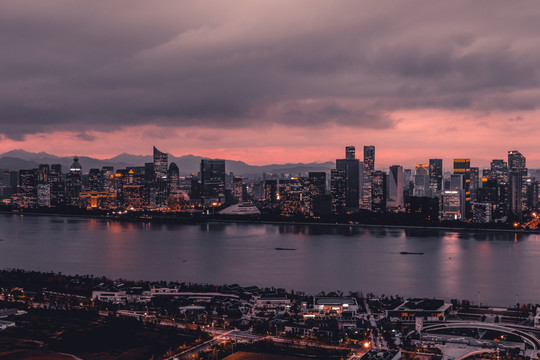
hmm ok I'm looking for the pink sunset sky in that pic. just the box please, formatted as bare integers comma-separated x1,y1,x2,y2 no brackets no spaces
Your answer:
2,1,540,169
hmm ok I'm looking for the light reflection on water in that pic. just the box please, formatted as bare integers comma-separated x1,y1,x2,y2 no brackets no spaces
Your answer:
0,214,539,306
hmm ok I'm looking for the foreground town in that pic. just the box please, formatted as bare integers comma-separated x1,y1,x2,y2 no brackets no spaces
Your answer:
1,269,540,360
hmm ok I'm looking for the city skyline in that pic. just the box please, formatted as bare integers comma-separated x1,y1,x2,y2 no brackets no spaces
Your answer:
0,146,536,172
2,1,540,165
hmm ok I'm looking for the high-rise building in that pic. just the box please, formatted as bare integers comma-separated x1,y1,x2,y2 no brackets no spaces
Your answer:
470,167,479,202
371,171,387,213
336,146,360,210
0,170,18,199
37,183,51,207
168,162,180,193
453,159,471,219
305,172,326,216
330,168,346,214
508,150,527,219
200,159,226,202
345,146,355,160
413,164,430,197
489,159,508,219
66,157,82,206
362,145,375,210
442,190,463,221
101,166,114,193
232,177,244,203
429,159,443,194
89,168,103,191
522,177,537,214
278,178,303,217
48,164,64,206
387,165,404,210
264,179,278,202
38,164,49,184
19,169,38,207
153,146,168,180
472,202,493,223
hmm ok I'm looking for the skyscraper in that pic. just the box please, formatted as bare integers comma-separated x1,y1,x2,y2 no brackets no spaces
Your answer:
19,169,38,207
336,146,360,210
362,145,375,210
200,159,226,202
153,146,168,180
429,159,443,194
66,157,82,206
413,164,430,197
89,168,103,191
168,162,180,193
453,159,471,219
470,167,479,202
330,168,346,214
305,172,326,216
232,177,244,203
345,146,355,160
371,170,387,213
388,165,404,210
489,159,508,219
508,150,527,219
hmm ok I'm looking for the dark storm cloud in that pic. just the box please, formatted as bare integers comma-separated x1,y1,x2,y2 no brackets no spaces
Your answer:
1,0,540,138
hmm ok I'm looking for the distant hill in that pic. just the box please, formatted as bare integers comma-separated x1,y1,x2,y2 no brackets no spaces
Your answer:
0,149,334,176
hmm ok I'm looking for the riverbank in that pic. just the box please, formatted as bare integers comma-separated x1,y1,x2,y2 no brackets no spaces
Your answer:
1,208,535,235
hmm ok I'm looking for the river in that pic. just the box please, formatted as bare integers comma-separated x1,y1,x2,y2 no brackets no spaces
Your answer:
0,213,539,306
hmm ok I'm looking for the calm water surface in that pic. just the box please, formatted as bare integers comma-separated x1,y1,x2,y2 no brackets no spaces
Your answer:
1,213,539,306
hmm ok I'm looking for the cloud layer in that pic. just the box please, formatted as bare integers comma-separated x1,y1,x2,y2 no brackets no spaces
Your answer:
1,1,540,165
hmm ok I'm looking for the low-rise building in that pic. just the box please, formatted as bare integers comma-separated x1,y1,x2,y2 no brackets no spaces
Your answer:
387,298,452,322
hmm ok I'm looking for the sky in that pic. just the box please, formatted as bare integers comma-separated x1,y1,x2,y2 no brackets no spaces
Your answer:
1,0,540,168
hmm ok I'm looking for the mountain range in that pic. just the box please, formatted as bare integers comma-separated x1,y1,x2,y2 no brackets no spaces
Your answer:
0,150,334,177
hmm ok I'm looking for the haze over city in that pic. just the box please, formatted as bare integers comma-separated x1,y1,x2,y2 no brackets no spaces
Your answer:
2,1,540,166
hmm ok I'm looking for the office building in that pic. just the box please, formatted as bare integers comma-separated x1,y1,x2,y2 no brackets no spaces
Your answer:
336,146,360,210
66,157,82,206
453,159,471,219
429,159,443,194
168,162,180,193
330,168,346,214
508,150,527,219
153,146,168,180
362,145,375,210
371,170,387,213
200,159,226,202
387,165,403,210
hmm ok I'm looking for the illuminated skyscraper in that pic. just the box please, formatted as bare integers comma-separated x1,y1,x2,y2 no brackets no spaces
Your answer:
413,164,430,197
508,150,527,219
89,168,102,191
330,168,346,214
470,167,479,202
38,164,49,184
345,146,355,160
388,165,403,209
19,169,38,207
488,159,508,219
264,180,278,202
362,145,375,210
232,177,244,203
168,162,180,193
336,146,359,210
153,146,168,180
429,159,442,194
200,159,226,202
453,159,471,219
66,157,82,206
371,170,387,213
